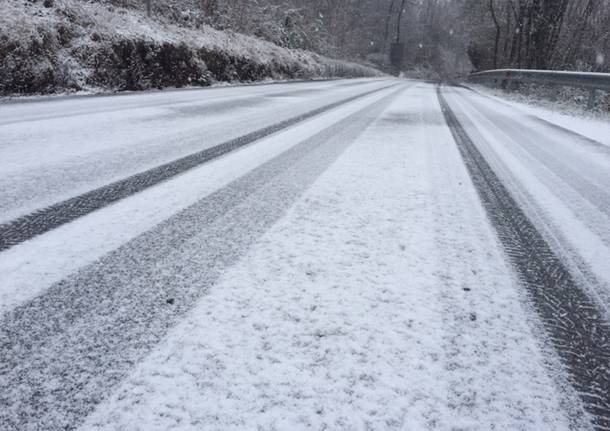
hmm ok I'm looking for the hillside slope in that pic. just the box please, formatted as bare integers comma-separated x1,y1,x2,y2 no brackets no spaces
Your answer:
0,0,382,96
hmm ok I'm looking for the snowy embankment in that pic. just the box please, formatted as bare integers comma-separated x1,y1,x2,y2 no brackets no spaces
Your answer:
0,0,382,96
467,84,610,147
78,84,586,430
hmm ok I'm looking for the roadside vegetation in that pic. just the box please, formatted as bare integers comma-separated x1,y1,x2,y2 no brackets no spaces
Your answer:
0,0,382,96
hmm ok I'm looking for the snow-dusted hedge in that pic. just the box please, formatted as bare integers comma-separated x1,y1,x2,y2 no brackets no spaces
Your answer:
0,0,382,96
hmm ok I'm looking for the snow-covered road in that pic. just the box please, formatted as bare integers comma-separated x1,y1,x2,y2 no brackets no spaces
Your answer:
0,79,608,430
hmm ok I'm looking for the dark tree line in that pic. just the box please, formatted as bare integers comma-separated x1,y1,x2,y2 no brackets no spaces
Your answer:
466,0,610,72
154,0,610,74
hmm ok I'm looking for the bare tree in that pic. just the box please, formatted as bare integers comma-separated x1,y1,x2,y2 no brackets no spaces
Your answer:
489,0,500,68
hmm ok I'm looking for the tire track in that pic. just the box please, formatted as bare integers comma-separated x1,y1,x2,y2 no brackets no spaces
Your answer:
0,83,397,252
454,92,610,218
437,86,610,430
0,87,403,431
462,85,610,152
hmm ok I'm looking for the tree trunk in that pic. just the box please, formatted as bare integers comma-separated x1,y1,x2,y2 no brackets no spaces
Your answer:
489,0,501,69
395,0,407,43
383,0,396,53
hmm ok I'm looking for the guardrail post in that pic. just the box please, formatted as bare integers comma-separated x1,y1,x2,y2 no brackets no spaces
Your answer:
587,88,598,110
549,86,559,102
504,71,513,93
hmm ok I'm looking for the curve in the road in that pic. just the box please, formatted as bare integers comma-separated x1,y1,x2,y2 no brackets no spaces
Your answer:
438,86,610,430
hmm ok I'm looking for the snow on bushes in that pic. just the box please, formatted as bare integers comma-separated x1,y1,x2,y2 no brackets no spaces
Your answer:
0,0,382,96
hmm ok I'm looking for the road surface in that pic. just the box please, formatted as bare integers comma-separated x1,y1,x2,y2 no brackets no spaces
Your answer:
1,79,609,430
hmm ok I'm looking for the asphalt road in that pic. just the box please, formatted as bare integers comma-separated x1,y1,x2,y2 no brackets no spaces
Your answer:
1,79,609,430
439,87,610,430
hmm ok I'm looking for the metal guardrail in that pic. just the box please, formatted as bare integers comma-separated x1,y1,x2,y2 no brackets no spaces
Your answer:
467,69,610,109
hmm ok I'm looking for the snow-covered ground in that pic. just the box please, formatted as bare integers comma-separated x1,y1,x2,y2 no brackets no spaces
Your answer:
2,80,607,430
0,0,381,96
467,84,610,147
0,80,397,315
78,84,586,430
444,86,610,317
0,79,389,223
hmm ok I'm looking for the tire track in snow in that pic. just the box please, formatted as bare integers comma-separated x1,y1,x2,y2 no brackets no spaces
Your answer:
462,85,610,151
0,83,397,253
437,86,610,431
453,91,610,219
0,87,404,431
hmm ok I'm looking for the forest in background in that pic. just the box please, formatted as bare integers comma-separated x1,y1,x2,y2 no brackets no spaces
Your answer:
197,0,610,76
2,0,609,95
